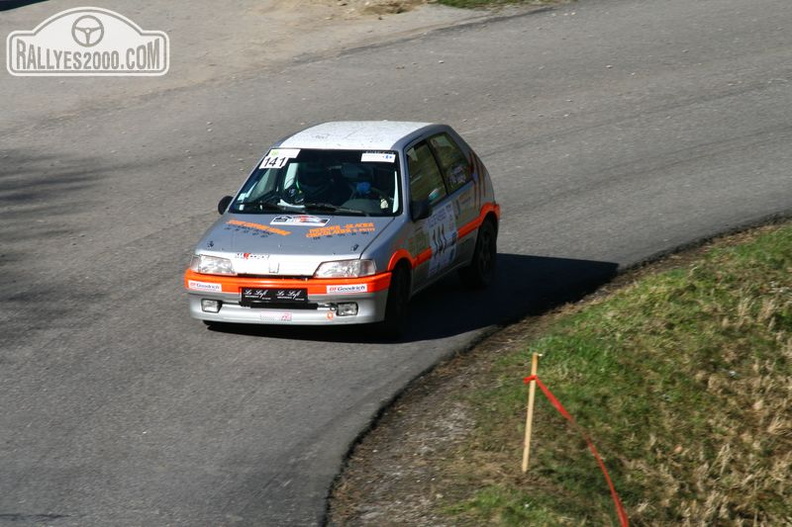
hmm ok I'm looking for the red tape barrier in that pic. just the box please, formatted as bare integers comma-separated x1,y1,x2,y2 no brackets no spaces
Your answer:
523,375,629,526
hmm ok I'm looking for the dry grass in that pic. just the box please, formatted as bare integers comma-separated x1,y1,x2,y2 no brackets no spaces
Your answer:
330,225,792,527
445,223,792,525
329,222,792,526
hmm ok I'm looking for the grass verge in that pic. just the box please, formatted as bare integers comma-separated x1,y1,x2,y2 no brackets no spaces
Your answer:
445,222,791,525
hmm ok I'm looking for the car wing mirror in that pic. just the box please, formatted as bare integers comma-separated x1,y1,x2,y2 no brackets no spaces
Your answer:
217,195,233,215
410,199,432,221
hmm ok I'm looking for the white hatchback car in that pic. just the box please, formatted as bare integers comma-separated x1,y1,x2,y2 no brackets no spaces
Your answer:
185,121,499,336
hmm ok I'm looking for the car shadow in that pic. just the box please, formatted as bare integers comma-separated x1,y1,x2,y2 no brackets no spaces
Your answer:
405,253,619,340
206,253,619,343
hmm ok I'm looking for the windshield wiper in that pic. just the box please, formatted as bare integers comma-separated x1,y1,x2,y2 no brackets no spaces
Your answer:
302,202,369,216
236,199,285,212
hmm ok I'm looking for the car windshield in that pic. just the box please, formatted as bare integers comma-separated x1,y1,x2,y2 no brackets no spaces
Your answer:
229,149,401,217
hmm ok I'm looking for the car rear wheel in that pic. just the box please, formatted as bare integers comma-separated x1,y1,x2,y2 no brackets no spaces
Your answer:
460,219,497,289
376,265,410,340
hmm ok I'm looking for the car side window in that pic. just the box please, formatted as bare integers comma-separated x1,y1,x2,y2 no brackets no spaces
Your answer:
406,142,447,205
427,133,472,194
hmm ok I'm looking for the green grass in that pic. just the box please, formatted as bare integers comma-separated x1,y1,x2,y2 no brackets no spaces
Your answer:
443,223,792,525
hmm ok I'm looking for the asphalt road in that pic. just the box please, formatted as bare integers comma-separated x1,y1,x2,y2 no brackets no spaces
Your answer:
2,0,791,525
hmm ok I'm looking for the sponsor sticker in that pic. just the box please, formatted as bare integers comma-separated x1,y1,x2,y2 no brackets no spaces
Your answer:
326,284,368,294
427,201,458,277
361,152,396,163
234,253,270,260
306,222,375,239
226,219,291,236
261,312,293,322
259,148,300,169
7,7,169,76
188,280,222,293
271,215,329,227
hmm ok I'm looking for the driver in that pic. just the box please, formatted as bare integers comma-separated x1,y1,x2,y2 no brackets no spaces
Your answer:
295,163,348,205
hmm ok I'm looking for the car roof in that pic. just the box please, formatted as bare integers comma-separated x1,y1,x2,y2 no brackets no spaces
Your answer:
276,121,436,150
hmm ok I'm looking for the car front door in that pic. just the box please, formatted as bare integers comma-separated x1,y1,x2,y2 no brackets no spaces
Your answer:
405,139,461,293
426,132,478,267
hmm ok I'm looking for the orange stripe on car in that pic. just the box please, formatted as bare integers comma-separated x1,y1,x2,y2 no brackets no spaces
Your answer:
386,202,500,271
459,202,501,239
387,248,432,271
184,269,392,294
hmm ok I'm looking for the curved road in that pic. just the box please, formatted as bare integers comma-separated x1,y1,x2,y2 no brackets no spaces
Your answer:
1,0,791,525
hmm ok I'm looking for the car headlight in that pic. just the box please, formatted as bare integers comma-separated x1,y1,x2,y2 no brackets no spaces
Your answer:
190,254,236,275
314,259,376,278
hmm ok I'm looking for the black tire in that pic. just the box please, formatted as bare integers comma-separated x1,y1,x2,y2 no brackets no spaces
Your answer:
376,265,410,340
459,219,497,289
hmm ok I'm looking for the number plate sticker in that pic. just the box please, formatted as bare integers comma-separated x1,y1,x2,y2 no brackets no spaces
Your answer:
241,288,308,304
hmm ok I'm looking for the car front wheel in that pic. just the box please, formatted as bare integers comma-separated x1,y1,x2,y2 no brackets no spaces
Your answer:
376,265,410,340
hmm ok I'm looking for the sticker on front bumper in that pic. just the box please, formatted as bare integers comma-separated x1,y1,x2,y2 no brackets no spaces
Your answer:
241,288,308,305
326,284,368,294
261,312,293,322
188,280,222,293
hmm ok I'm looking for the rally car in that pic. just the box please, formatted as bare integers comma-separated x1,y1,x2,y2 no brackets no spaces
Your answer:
184,121,500,336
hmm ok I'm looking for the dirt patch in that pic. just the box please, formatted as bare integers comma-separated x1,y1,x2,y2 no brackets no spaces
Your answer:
278,0,429,17
327,317,548,526
255,0,495,72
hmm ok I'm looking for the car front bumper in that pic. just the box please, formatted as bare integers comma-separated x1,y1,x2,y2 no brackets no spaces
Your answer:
184,270,391,326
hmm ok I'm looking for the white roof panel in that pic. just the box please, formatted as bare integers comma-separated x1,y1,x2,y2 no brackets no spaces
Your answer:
278,121,433,150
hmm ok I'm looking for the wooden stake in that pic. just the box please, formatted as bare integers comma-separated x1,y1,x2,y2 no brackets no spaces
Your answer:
522,353,540,473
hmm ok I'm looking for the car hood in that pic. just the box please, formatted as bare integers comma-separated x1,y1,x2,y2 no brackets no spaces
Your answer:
194,213,395,276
